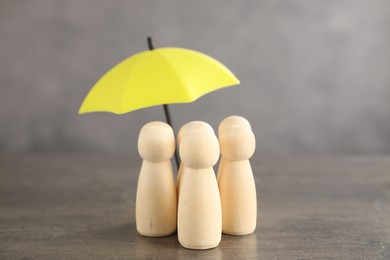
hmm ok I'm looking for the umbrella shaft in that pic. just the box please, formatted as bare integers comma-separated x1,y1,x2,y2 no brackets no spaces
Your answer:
163,104,180,170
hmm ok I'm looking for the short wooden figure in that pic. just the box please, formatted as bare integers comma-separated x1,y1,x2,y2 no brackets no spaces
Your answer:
176,121,214,198
178,131,222,249
136,121,177,237
218,123,257,235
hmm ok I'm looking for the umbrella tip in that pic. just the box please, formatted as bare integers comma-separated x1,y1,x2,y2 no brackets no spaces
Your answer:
147,37,154,50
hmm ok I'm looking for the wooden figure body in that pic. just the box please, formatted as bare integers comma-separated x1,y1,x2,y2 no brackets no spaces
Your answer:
178,131,221,250
218,121,257,235
176,121,214,198
136,121,177,237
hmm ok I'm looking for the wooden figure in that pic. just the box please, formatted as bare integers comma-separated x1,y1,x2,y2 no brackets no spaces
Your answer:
218,124,257,235
136,121,177,237
176,121,215,198
178,131,222,250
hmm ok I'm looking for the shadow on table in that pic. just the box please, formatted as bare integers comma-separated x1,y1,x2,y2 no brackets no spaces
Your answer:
93,222,226,259
93,223,258,259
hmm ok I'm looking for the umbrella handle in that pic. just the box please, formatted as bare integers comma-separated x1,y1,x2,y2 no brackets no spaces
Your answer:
147,37,154,50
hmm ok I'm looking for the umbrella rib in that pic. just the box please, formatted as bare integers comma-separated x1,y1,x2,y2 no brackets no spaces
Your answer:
119,53,146,113
157,51,195,102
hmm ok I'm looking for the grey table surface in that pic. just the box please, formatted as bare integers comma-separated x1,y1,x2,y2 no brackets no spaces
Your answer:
0,155,389,259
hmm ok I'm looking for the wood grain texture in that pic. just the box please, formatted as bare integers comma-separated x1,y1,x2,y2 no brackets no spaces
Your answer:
0,155,389,259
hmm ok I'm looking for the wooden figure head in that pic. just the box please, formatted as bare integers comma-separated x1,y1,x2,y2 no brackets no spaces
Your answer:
177,121,214,145
219,126,255,161
218,115,251,136
138,121,175,163
179,131,220,169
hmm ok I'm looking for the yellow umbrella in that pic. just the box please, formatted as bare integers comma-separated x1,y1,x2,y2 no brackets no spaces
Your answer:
79,37,240,167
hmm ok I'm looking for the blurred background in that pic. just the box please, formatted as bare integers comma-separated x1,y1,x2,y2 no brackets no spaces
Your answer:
1,0,390,156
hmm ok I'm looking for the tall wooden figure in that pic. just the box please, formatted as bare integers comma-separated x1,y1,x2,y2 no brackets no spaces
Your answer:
136,121,177,237
218,116,257,235
178,131,222,249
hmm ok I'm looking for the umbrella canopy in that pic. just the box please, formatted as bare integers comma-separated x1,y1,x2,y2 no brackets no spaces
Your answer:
79,46,240,114
79,38,240,169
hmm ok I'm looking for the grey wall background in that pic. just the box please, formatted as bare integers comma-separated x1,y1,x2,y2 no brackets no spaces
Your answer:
1,0,390,156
